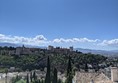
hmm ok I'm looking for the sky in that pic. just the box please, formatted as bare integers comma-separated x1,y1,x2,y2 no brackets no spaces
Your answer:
0,0,118,50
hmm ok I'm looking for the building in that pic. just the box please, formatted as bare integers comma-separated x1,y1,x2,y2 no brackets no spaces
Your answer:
48,45,54,51
111,67,118,82
69,46,73,51
73,67,118,83
47,45,74,54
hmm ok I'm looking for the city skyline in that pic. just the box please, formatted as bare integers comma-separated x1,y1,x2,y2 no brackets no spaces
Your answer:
0,0,118,50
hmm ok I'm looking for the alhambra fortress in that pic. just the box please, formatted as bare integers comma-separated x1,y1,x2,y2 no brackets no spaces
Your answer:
0,45,74,56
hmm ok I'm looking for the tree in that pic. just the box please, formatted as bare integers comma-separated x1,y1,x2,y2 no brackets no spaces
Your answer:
58,79,62,83
45,56,51,83
30,72,33,82
5,69,8,83
26,73,29,83
67,56,72,76
33,70,37,81
52,68,57,83
11,75,22,83
41,79,44,83
39,79,41,83
85,63,88,72
66,56,73,83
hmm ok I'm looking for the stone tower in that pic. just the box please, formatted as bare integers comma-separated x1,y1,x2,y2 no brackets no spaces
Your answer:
69,46,73,51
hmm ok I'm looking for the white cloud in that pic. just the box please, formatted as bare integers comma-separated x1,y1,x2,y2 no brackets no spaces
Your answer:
1,33,118,49
53,38,100,43
0,34,48,46
33,35,47,41
99,39,118,46
0,34,100,46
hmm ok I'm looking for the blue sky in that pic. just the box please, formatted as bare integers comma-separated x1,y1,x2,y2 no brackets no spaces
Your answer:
0,0,118,50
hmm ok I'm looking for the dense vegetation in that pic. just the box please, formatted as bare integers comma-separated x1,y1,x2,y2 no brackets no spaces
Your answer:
1,46,118,83
0,46,108,73
11,56,73,83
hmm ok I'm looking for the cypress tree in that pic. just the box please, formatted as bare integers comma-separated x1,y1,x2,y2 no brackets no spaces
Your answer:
35,80,39,83
85,63,88,72
30,72,33,82
52,68,57,83
16,75,19,82
67,56,72,76
26,73,29,83
41,79,44,83
45,56,51,83
39,79,41,83
5,69,8,83
58,79,62,83
66,56,73,83
33,71,37,81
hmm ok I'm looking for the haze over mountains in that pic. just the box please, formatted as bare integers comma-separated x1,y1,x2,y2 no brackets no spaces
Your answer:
76,48,118,57
0,42,118,57
0,42,19,47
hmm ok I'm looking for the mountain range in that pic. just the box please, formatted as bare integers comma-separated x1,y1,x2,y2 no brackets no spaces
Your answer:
76,48,118,57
